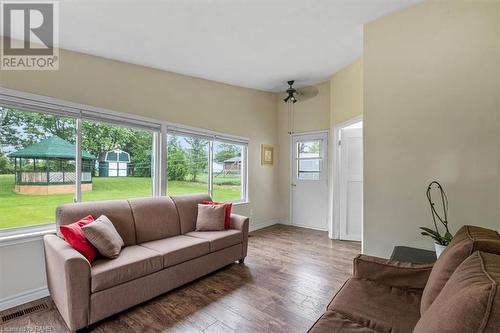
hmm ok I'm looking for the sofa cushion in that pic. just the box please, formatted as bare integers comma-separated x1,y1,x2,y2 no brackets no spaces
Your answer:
128,197,181,243
140,235,210,268
171,194,212,234
59,215,98,262
56,200,137,246
202,200,233,229
195,204,226,231
186,230,243,252
309,310,377,333
421,225,500,313
82,215,124,259
91,245,163,292
414,251,500,333
328,278,422,333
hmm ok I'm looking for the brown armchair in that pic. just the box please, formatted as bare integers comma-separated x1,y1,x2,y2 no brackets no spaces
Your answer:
309,225,500,333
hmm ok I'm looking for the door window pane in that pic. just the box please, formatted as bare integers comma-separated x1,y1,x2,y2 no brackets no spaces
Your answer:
213,141,243,202
298,159,321,180
296,139,323,181
0,107,76,229
81,120,154,201
298,140,321,158
167,134,209,196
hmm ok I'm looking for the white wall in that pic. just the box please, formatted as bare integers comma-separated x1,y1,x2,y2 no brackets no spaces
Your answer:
363,0,500,257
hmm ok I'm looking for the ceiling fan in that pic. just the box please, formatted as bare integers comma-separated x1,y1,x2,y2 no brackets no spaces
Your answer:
283,80,319,134
283,80,319,104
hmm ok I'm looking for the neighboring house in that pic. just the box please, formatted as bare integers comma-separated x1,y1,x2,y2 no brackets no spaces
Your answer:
98,149,130,177
213,162,224,173
222,156,241,173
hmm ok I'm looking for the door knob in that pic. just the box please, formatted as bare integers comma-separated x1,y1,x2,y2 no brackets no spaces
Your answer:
291,183,297,187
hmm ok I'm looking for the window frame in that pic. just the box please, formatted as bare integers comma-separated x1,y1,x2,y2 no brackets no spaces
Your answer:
165,129,249,203
0,88,249,239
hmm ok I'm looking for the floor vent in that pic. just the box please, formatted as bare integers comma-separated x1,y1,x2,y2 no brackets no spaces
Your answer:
1,303,48,323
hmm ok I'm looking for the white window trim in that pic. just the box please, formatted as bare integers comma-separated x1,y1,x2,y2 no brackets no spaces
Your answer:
0,87,250,241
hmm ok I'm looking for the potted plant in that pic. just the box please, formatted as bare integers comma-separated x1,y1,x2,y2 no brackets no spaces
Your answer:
420,181,453,257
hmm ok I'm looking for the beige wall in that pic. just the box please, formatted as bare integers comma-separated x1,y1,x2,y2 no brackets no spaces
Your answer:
0,45,282,303
0,45,280,226
364,0,500,257
330,58,363,126
277,81,331,221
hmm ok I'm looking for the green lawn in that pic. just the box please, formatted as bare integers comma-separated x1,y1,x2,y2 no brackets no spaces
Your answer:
0,174,240,229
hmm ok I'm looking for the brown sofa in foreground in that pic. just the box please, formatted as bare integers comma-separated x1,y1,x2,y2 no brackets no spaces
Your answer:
43,194,249,332
309,225,500,333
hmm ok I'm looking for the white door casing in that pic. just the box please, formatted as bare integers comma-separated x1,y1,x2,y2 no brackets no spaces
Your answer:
291,132,328,230
339,127,363,241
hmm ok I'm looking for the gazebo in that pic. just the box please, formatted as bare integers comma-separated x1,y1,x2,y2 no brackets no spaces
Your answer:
8,136,96,195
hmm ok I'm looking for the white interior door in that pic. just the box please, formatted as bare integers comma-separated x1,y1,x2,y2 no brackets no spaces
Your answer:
339,127,363,241
291,132,328,230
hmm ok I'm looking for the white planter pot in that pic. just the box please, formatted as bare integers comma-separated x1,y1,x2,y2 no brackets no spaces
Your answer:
435,243,446,258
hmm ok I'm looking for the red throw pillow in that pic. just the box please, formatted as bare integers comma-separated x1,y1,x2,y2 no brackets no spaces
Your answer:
201,200,232,229
60,215,98,262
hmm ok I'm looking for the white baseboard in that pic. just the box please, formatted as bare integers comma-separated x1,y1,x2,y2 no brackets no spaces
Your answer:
249,219,284,232
0,287,49,311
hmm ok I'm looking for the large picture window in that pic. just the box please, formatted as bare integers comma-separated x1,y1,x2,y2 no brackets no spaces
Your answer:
81,120,154,202
166,133,209,196
0,96,248,232
0,107,77,229
212,141,244,202
166,133,247,203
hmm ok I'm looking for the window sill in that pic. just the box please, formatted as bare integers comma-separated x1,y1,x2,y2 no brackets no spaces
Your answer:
0,224,56,246
232,201,250,207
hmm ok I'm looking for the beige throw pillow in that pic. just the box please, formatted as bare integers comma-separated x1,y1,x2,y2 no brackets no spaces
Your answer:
82,215,124,258
196,204,226,231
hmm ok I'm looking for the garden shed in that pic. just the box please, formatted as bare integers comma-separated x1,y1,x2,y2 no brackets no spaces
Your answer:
222,156,241,173
98,149,130,177
8,136,96,195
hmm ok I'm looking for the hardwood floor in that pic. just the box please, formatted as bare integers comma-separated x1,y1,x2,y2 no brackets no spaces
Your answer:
0,224,360,333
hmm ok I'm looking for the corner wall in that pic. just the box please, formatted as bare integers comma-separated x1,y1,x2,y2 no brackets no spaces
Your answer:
276,81,332,223
330,58,363,127
363,0,500,257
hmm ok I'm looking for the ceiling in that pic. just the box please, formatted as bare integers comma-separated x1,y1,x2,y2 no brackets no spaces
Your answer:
9,0,420,92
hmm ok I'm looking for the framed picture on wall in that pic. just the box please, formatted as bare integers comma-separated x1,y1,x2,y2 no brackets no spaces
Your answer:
261,144,274,165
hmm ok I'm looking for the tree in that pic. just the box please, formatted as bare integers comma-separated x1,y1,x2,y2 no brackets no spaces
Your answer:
0,153,13,174
215,143,239,163
0,108,75,151
0,108,155,178
185,138,207,182
166,136,187,181
167,135,188,181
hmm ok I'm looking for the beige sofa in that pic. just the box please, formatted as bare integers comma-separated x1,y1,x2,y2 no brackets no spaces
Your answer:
43,194,249,332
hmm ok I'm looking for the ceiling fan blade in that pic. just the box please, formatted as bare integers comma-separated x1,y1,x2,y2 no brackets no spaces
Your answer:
296,85,319,101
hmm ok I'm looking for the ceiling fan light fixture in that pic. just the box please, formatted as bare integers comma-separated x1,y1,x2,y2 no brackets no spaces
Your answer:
284,80,297,103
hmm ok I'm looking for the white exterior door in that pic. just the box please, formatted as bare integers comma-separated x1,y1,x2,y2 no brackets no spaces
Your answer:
291,132,328,230
339,127,363,241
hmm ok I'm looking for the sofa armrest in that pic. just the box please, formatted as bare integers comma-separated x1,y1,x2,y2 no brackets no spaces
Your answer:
43,234,91,331
353,254,433,290
230,214,249,259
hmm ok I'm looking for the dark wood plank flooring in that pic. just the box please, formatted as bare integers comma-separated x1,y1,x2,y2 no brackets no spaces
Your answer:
0,224,360,333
